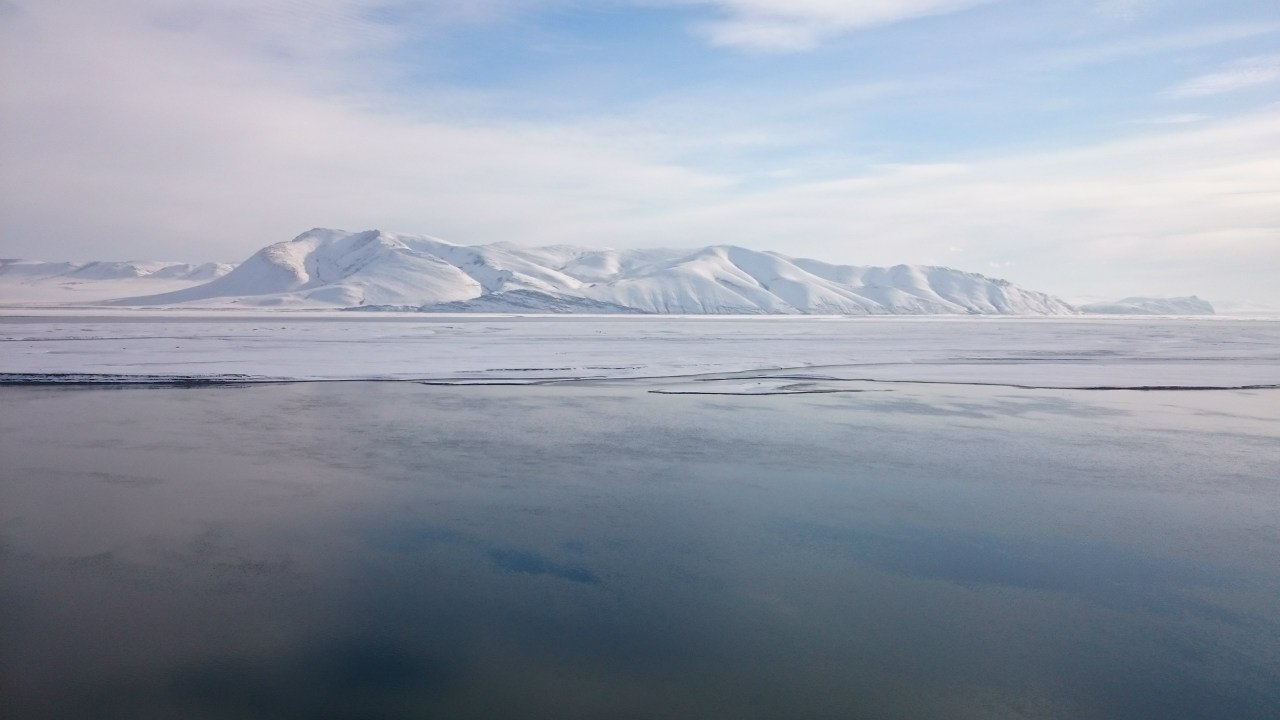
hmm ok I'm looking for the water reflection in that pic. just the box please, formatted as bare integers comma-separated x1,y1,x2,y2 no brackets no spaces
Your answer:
1,382,1278,719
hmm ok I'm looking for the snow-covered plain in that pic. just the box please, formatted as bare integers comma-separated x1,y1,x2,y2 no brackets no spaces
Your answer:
2,312,1277,390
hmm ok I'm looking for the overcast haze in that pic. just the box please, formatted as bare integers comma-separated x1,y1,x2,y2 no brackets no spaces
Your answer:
2,0,1278,303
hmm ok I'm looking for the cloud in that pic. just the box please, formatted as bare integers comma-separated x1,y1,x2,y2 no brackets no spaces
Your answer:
0,0,728,258
683,0,995,52
1039,22,1279,70
2,0,1278,302
600,109,1280,300
1090,0,1156,22
1167,54,1280,97
1129,113,1209,125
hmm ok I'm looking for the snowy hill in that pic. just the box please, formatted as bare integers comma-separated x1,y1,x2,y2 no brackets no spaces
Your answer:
15,228,1078,314
1080,296,1214,315
0,258,234,305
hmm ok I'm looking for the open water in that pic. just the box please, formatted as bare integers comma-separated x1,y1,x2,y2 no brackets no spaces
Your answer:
1,381,1278,718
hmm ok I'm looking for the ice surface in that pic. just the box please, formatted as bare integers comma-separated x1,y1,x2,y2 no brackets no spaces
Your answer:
2,313,1277,389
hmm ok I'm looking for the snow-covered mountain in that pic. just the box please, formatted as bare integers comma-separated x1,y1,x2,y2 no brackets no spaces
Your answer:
10,228,1078,314
1080,296,1214,315
0,258,235,304
0,259,232,281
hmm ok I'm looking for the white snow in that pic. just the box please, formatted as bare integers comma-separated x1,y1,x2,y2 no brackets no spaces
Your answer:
2,312,1276,389
0,259,234,305
1081,296,1215,315
9,228,1077,315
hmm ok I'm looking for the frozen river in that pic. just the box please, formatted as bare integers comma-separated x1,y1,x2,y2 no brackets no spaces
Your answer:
2,313,1279,389
2,378,1278,718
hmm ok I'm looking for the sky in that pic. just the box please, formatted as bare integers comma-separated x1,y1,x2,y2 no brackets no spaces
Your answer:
1,0,1278,303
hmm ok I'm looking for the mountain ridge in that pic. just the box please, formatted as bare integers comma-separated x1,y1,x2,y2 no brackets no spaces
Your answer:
1080,296,1215,315
9,228,1080,314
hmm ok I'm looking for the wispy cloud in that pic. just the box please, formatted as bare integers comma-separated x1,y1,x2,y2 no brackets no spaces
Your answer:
1040,22,1279,70
1090,0,1156,22
683,0,996,52
1167,54,1280,97
1129,113,1209,125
